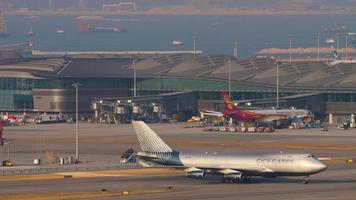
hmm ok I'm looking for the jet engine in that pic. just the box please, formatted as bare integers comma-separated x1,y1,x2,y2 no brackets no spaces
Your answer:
120,148,136,163
185,167,206,179
222,171,246,183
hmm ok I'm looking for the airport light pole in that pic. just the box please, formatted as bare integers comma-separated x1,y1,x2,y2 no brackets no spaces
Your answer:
133,59,137,97
228,60,232,97
346,33,349,58
72,83,82,161
49,0,53,9
276,58,280,109
288,34,292,64
233,41,238,58
193,35,197,54
336,33,339,51
317,32,320,61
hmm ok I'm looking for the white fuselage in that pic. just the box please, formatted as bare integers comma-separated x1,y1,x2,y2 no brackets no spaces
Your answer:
179,152,325,175
202,109,312,119
137,151,327,176
249,109,312,119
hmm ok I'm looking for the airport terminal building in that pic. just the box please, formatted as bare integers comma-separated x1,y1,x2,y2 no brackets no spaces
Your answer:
1,43,356,123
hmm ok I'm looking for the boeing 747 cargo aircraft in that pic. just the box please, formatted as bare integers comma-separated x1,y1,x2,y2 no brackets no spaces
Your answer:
203,92,312,125
131,121,327,184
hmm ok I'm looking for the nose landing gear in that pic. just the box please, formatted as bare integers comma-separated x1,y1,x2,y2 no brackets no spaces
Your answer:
301,176,309,184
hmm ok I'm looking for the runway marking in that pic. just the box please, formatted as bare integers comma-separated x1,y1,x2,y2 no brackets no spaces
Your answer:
53,172,128,178
54,168,181,178
324,158,355,165
0,187,177,200
0,168,182,182
0,174,64,182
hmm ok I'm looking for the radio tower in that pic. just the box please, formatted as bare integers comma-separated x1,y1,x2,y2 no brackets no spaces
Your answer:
1,0,10,9
49,0,53,10
79,0,85,10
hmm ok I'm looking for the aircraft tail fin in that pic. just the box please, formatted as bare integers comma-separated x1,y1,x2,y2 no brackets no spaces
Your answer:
132,121,173,153
331,49,340,60
223,92,237,111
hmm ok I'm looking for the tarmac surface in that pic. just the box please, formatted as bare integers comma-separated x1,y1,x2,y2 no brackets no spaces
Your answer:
1,122,356,199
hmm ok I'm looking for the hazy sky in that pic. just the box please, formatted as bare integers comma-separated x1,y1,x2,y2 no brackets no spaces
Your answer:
2,0,356,10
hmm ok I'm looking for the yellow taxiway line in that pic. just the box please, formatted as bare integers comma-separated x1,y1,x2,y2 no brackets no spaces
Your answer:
1,187,177,200
0,168,182,182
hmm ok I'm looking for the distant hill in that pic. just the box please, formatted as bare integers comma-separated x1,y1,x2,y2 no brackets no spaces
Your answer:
1,0,356,10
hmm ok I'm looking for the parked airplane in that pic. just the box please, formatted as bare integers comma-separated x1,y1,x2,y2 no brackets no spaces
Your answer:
329,50,356,66
132,121,327,184
0,119,4,145
2,115,18,126
327,43,356,66
222,92,287,123
329,57,356,66
202,93,312,125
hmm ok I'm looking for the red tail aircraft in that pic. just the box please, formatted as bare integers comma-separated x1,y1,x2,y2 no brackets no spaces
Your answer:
222,92,287,123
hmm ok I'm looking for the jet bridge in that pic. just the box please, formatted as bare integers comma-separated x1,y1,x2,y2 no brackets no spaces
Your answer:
91,91,196,123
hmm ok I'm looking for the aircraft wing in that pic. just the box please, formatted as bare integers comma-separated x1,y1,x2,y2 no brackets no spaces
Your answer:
219,167,273,174
135,159,277,178
295,114,310,119
184,166,274,176
200,110,224,117
260,114,287,122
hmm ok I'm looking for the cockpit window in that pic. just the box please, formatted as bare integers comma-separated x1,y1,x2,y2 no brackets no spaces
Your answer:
307,154,316,158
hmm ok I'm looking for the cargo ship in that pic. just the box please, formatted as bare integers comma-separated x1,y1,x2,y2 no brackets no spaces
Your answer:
0,11,10,37
172,39,183,46
28,27,34,36
321,25,348,33
56,29,65,34
76,16,127,33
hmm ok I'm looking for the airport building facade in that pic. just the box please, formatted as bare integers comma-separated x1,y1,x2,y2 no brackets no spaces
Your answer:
1,43,356,123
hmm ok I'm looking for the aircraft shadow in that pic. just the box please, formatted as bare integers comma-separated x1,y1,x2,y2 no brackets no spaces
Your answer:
202,176,356,185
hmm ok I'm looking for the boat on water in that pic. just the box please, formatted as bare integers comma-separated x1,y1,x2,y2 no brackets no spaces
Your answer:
89,25,127,33
0,11,10,37
25,15,39,20
113,27,126,33
56,29,65,34
322,25,348,33
76,16,127,33
28,27,34,36
326,37,335,45
172,39,184,46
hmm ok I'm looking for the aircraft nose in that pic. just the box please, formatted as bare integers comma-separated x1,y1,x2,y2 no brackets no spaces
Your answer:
314,161,328,172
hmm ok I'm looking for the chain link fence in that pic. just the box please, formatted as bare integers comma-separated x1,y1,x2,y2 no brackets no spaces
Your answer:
0,162,141,175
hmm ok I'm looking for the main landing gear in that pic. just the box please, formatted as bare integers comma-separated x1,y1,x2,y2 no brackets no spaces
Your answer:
301,176,309,184
222,173,249,183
